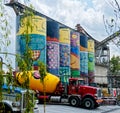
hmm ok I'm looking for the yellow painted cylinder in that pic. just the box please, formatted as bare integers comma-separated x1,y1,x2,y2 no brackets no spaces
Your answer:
16,71,60,93
88,39,95,53
59,28,70,44
17,15,46,36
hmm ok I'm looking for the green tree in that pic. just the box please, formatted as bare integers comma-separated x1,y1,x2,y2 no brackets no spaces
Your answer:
110,55,120,88
110,56,120,75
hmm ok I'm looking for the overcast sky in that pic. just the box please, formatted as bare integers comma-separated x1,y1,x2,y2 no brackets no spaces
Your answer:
2,0,120,69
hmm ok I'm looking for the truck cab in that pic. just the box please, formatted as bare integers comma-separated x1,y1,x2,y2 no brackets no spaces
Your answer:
68,78,85,94
0,75,39,113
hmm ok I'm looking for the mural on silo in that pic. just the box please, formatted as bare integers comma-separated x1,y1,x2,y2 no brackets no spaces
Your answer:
88,39,95,83
47,21,59,76
59,28,70,83
80,33,88,77
80,33,88,51
80,51,88,76
70,31,80,77
88,52,95,75
88,39,94,53
16,15,46,70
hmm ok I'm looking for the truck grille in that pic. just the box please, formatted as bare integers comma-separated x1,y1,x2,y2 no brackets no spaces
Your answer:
34,108,39,113
97,88,102,97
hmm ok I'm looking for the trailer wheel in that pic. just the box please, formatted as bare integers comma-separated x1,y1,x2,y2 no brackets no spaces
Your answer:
83,98,94,109
69,97,80,107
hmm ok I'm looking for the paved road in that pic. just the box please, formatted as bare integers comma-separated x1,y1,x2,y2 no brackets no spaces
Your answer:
38,104,120,113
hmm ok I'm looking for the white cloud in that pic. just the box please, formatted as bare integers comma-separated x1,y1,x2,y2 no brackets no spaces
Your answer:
26,0,112,41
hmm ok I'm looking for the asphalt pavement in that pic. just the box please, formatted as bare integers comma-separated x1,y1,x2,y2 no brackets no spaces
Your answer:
38,104,120,113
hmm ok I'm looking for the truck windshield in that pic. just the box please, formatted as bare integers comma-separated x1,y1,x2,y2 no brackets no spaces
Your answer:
23,91,34,109
78,80,85,85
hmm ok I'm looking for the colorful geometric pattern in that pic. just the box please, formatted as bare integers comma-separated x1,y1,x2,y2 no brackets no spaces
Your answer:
46,21,59,76
59,44,71,79
32,50,40,60
60,44,70,67
47,42,59,75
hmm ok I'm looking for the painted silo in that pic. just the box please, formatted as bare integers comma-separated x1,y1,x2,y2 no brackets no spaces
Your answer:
80,51,88,76
47,21,59,76
16,15,46,70
70,31,80,77
88,39,94,53
88,39,95,83
80,33,88,77
59,28,70,83
80,33,88,51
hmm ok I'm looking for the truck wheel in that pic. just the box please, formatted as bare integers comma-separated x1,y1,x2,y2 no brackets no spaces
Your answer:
38,99,44,104
0,103,13,113
69,97,80,107
83,98,95,109
117,100,120,106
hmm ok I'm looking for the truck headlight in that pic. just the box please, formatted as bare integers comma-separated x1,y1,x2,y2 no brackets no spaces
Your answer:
12,102,20,107
95,93,98,97
97,88,102,97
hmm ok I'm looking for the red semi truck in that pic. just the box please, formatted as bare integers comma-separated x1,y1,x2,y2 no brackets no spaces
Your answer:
35,76,103,109
15,71,103,109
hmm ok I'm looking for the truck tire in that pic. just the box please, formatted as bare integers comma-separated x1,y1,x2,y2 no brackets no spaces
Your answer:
69,97,80,107
83,98,95,109
117,100,120,106
0,103,13,113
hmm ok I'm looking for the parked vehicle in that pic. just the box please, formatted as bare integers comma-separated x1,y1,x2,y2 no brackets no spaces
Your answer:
15,71,103,109
0,75,39,113
116,95,120,106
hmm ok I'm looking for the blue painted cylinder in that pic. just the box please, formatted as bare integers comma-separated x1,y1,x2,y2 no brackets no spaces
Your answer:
80,33,88,51
80,51,88,76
